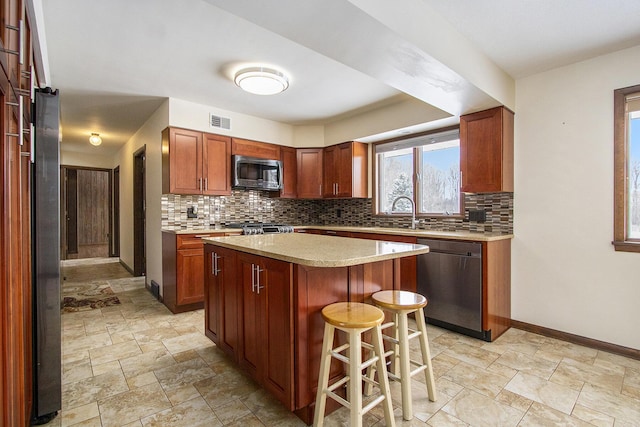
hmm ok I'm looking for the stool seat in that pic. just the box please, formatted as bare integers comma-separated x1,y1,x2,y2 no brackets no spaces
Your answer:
322,302,384,329
371,290,427,311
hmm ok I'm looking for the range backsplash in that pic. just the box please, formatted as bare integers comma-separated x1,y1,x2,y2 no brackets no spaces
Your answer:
162,191,513,234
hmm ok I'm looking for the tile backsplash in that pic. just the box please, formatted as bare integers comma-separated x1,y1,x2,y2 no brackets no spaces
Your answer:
162,191,513,234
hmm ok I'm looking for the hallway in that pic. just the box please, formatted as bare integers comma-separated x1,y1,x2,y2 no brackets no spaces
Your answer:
47,258,640,426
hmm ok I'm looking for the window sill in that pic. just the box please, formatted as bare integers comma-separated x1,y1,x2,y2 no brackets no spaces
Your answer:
612,241,640,253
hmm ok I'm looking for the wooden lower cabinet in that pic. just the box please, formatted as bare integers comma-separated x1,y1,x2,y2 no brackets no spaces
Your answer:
203,243,397,424
163,232,241,313
237,253,294,408
175,248,205,306
204,245,238,359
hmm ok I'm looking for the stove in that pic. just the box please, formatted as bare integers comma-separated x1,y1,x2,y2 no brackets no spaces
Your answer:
226,222,295,235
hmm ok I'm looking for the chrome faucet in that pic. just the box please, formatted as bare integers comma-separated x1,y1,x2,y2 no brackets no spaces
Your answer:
391,196,418,229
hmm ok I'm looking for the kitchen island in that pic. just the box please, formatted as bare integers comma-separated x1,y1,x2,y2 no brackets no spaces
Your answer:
202,233,429,424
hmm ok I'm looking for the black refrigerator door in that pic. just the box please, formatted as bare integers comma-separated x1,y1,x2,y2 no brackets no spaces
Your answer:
31,88,61,423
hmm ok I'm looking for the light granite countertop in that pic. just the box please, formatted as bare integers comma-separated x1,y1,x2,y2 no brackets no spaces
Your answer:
162,227,242,235
162,225,512,241
202,233,430,267
297,226,513,242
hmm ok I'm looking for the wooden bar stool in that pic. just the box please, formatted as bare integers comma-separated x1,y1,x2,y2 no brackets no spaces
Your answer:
314,302,396,427
369,290,437,421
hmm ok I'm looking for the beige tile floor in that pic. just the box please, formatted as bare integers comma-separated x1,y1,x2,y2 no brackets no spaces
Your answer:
44,258,640,427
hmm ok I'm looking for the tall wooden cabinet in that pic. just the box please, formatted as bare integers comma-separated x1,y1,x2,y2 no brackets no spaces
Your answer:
162,127,231,195
460,106,514,193
1,0,36,424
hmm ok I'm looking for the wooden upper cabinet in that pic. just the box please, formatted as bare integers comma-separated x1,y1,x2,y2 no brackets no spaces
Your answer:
162,127,231,195
460,106,514,193
232,138,281,160
203,133,232,195
163,127,202,194
296,148,323,199
323,141,368,198
279,146,297,198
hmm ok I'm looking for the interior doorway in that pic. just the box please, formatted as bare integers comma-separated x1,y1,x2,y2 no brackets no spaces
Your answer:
61,166,112,259
61,165,112,259
133,147,146,277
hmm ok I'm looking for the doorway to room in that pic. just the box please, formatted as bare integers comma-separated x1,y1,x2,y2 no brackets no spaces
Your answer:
61,166,113,259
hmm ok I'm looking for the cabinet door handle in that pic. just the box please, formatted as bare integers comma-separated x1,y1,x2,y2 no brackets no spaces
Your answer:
256,266,264,294
212,253,221,276
251,263,256,292
199,178,203,191
204,178,208,190
335,183,339,194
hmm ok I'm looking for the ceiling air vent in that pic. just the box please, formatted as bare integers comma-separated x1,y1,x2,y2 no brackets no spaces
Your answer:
210,113,231,130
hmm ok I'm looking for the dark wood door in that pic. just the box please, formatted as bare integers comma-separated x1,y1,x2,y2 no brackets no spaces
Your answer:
65,168,78,255
202,133,231,195
112,166,120,257
176,248,205,305
133,148,146,276
76,169,110,258
279,146,297,198
296,148,323,198
169,128,202,194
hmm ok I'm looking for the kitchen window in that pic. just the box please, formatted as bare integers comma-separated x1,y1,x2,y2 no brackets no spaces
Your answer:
374,127,461,216
613,84,640,252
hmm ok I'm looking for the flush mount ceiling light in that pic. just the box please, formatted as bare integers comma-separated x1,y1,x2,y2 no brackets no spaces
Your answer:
89,133,102,146
234,66,289,95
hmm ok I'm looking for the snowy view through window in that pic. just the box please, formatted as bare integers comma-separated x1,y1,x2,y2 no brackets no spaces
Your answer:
629,111,640,239
378,139,460,215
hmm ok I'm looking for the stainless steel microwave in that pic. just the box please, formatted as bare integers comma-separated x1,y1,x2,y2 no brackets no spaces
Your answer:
232,155,283,191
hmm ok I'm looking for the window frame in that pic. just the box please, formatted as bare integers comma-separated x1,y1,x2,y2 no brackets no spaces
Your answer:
372,125,463,218
613,84,640,252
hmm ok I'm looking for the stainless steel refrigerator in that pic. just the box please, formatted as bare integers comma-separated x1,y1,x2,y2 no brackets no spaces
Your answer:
31,88,61,424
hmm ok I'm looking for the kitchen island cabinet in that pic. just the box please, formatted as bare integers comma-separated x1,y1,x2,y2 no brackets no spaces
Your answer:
203,233,429,423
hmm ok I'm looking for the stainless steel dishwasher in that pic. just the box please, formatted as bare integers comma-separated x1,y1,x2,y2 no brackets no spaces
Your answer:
417,239,489,340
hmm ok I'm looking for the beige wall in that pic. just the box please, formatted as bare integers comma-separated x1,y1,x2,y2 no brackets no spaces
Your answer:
168,98,295,146
60,150,115,169
513,44,640,350
114,100,169,284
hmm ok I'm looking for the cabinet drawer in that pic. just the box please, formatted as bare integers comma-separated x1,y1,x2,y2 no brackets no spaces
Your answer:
177,234,215,249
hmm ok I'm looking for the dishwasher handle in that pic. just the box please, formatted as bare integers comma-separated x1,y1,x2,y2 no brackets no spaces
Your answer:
428,249,480,257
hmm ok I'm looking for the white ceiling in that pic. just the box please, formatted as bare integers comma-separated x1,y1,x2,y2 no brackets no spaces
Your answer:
40,0,640,157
